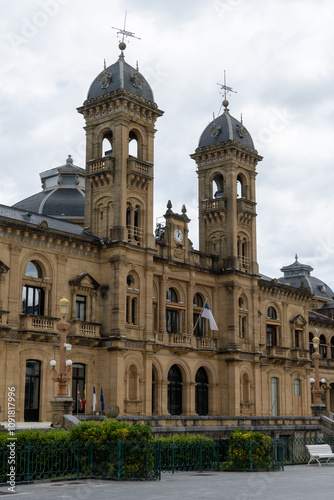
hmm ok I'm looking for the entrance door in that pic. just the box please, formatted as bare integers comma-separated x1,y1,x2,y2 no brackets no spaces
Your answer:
24,360,41,422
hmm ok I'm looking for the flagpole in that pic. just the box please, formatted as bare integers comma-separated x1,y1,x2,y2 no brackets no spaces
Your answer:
192,298,208,334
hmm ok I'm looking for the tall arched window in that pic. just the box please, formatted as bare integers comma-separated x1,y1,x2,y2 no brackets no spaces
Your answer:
193,293,206,337
126,273,139,325
309,333,314,356
166,288,180,334
129,365,138,400
126,203,142,245
195,367,208,415
102,131,113,156
331,336,334,360
271,377,279,416
22,261,45,316
72,363,85,413
167,365,182,415
239,296,248,339
129,130,139,158
319,334,327,359
266,306,280,347
213,173,224,198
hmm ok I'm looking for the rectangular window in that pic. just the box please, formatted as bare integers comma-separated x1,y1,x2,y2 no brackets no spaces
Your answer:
22,286,44,316
294,378,301,396
295,330,299,348
166,309,179,334
76,295,86,321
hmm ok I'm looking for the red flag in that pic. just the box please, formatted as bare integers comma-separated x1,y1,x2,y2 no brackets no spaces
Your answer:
83,385,86,412
77,388,83,410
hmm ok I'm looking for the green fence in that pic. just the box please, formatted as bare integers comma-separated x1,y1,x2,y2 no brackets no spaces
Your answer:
277,436,334,465
0,440,161,483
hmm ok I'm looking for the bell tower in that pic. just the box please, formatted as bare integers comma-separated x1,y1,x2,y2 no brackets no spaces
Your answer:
191,99,262,274
77,43,163,247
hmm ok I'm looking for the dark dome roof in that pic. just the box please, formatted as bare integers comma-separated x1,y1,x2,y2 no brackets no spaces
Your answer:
87,53,154,102
13,155,85,221
198,108,254,149
278,256,334,300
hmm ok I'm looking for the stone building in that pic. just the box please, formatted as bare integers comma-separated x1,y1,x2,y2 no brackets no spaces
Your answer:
0,42,334,427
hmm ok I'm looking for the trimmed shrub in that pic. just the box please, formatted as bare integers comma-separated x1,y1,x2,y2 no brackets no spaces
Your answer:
227,429,272,470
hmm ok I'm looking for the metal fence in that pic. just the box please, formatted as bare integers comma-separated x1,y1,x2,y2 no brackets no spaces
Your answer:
0,437,291,484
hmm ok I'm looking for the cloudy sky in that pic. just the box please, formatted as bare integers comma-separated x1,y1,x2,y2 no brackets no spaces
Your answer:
1,0,334,287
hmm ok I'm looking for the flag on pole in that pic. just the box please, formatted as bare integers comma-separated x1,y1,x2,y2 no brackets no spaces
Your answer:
83,384,86,413
201,302,218,330
100,387,105,412
92,384,97,412
77,388,83,410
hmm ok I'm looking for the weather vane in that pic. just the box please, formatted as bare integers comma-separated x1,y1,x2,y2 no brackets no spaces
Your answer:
112,10,141,50
217,70,237,102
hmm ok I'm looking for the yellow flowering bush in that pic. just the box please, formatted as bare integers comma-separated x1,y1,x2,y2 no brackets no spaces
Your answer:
228,429,272,470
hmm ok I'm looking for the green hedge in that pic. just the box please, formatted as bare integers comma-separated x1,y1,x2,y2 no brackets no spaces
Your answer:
226,429,272,470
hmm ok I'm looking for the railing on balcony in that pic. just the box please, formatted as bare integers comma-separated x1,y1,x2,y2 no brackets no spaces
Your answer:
238,256,250,271
168,333,191,346
237,198,256,213
69,321,100,338
127,225,143,246
196,337,217,349
87,156,115,174
202,198,226,212
19,315,57,332
127,157,153,177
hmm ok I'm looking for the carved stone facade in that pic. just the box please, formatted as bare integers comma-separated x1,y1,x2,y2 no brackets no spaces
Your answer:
1,47,334,426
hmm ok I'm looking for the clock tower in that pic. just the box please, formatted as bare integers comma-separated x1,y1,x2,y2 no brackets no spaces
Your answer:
156,200,191,263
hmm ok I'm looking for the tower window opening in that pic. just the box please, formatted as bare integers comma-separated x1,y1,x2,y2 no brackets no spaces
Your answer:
213,174,224,199
102,131,113,157
129,130,139,158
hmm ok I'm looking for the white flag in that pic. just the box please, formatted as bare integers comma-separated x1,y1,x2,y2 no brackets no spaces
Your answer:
201,302,218,330
93,384,97,412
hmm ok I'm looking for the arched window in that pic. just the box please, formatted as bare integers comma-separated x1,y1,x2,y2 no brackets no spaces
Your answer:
126,273,139,325
25,261,42,278
237,235,249,271
129,130,139,158
72,363,85,413
213,173,224,198
168,365,182,415
166,288,181,334
152,366,158,415
193,293,206,337
102,131,113,156
195,367,208,415
331,336,334,360
126,203,142,245
237,174,247,198
319,334,327,359
239,296,248,340
242,373,250,402
271,377,279,416
22,261,45,316
129,365,138,400
267,306,277,320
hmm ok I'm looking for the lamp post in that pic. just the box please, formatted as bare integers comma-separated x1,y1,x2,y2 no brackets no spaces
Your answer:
310,335,327,416
49,297,73,428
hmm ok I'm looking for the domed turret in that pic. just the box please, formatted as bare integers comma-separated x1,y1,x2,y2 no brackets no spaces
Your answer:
278,255,334,300
198,101,254,150
87,51,154,103
13,155,85,225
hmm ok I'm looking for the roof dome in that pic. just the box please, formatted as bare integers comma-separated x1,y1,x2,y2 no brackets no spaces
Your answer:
198,103,254,150
278,255,334,300
87,52,154,103
13,155,85,223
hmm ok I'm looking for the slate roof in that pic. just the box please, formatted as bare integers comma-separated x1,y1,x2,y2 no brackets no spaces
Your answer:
13,189,85,218
0,204,98,241
87,53,154,103
198,109,254,149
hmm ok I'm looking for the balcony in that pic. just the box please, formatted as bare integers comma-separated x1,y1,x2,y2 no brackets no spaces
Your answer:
202,197,226,213
19,314,58,333
237,198,256,214
127,157,153,178
87,156,115,175
290,348,310,363
69,321,101,338
266,345,289,360
196,337,217,350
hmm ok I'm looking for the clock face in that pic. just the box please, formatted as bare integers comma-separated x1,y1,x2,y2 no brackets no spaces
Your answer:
174,229,183,243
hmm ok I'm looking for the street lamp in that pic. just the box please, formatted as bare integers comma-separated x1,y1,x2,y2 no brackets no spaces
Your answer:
309,335,327,411
50,297,72,398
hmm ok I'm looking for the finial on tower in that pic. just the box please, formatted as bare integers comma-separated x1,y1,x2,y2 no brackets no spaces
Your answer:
217,70,237,110
112,10,141,54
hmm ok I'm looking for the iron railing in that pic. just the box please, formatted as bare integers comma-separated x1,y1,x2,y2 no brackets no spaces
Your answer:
4,436,332,484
